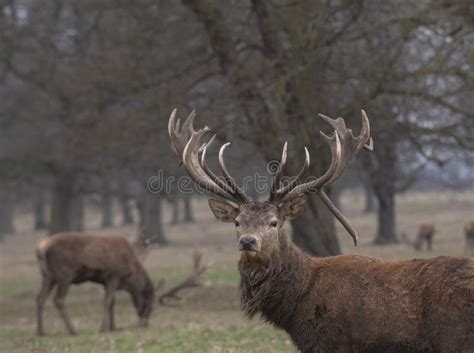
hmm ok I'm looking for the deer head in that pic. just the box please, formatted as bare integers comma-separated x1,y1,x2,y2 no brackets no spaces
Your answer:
168,109,373,261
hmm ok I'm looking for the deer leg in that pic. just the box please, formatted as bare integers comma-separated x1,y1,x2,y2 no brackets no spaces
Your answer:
54,283,75,335
101,279,118,332
36,276,55,336
110,295,116,331
467,238,474,255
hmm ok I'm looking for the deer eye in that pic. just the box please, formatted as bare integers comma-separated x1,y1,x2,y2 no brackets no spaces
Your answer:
234,220,240,227
270,219,278,228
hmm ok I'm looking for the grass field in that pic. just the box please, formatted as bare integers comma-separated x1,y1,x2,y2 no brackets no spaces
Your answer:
0,191,472,353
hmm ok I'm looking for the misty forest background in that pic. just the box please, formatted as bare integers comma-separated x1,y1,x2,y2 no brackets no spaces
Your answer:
0,0,473,256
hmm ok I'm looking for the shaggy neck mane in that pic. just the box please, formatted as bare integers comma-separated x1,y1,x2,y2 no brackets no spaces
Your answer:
238,229,313,330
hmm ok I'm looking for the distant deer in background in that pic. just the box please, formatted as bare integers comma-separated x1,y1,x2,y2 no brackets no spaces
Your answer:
415,223,435,251
168,109,474,353
402,223,435,251
465,221,474,255
36,233,208,336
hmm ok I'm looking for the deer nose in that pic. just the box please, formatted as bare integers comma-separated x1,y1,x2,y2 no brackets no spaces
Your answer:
239,237,256,250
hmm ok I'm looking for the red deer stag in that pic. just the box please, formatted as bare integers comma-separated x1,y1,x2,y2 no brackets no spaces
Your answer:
465,221,474,255
168,109,474,353
36,233,207,336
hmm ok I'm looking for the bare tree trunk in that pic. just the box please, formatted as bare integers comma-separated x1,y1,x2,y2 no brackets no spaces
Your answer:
373,185,397,244
33,190,48,230
0,189,15,236
101,188,113,228
49,171,75,234
362,137,398,244
119,194,134,225
364,182,376,213
138,193,167,245
170,197,179,225
69,194,84,232
183,195,194,223
137,198,144,228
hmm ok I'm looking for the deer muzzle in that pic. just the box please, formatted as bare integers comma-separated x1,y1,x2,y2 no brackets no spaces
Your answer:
238,236,260,252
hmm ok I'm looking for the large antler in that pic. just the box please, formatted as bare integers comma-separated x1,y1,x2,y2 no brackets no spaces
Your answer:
156,250,209,304
270,110,373,245
168,109,250,203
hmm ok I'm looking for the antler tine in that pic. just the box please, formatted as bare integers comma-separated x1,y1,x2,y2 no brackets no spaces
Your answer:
284,131,342,197
156,250,209,304
169,109,198,164
271,111,373,245
283,111,371,195
319,189,358,246
274,147,310,199
361,110,374,151
182,109,197,135
218,143,251,203
275,142,288,186
200,135,236,195
168,109,180,161
182,128,234,198
169,109,239,203
319,110,372,185
269,142,288,202
168,108,177,136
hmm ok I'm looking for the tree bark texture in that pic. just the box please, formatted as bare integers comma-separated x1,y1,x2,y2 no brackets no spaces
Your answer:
0,189,15,238
33,190,47,230
183,195,194,223
49,170,75,234
101,189,113,228
138,192,167,245
119,194,134,225
361,136,398,245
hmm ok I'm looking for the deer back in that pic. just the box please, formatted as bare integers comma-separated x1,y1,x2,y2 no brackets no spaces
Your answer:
418,223,435,239
36,233,149,287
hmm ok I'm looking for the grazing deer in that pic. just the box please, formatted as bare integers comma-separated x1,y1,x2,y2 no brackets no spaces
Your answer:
465,221,474,255
168,109,474,353
36,233,207,336
401,223,435,251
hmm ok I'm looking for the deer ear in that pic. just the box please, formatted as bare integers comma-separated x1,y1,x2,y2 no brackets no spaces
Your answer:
131,236,152,263
208,199,240,222
278,194,306,220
